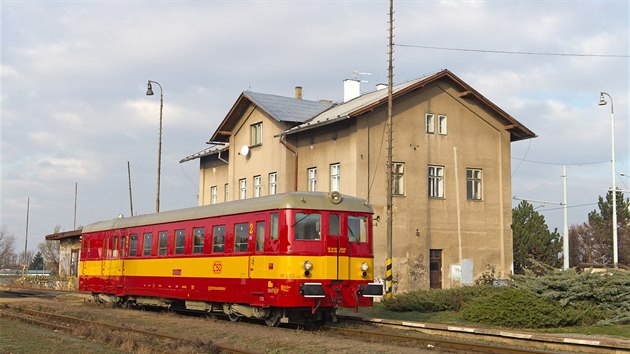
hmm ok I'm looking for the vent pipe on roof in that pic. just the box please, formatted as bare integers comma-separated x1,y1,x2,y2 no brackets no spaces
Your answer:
343,79,361,102
295,86,303,100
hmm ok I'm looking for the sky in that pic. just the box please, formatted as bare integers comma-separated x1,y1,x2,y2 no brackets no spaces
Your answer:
1,0,628,258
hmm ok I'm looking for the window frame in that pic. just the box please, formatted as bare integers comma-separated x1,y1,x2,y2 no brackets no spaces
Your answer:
253,175,262,197
193,227,205,254
428,165,445,198
212,225,226,253
234,223,249,252
392,162,405,196
330,163,340,192
437,114,447,135
269,172,277,195
307,167,317,192
425,113,435,134
239,178,246,200
210,186,217,205
250,122,263,146
175,229,186,255
466,168,483,201
158,231,168,255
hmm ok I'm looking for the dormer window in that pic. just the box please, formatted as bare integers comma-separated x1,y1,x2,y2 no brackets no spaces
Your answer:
251,122,263,146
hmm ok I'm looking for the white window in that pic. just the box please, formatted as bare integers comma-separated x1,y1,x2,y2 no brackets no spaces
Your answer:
239,178,246,200
251,122,263,146
269,172,277,195
425,113,435,134
254,175,262,197
210,186,217,205
438,114,447,135
428,165,444,198
392,162,404,196
307,167,317,192
224,183,229,202
467,168,482,200
330,163,340,192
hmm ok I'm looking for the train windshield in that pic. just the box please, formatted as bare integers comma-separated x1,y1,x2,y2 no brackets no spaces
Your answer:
348,215,368,243
294,213,321,240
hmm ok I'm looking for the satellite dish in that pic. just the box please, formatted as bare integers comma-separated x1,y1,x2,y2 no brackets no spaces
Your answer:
239,145,250,157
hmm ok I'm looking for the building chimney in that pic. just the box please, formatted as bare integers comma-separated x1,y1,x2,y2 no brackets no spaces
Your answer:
295,86,303,100
343,79,361,102
376,83,387,91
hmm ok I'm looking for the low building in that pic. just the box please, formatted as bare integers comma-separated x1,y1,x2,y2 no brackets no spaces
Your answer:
45,229,81,279
182,69,536,291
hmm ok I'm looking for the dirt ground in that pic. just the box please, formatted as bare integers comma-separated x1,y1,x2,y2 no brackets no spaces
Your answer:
0,290,437,354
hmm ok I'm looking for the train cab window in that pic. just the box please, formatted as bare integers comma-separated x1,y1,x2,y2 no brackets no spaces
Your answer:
234,223,249,252
130,234,138,256
175,229,185,255
112,236,118,258
158,231,168,255
143,233,153,256
295,213,321,240
193,227,205,254
270,213,279,241
212,225,225,253
348,216,368,243
329,214,340,236
121,236,126,257
256,222,265,252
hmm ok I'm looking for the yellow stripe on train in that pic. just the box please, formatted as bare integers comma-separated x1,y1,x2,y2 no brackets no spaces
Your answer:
80,255,374,281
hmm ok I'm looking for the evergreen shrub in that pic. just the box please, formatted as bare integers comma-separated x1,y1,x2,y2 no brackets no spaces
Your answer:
383,285,501,312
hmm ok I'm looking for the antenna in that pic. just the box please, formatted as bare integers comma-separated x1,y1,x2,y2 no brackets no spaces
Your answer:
352,70,372,82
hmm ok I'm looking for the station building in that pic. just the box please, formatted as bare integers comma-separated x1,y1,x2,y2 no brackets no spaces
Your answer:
181,69,536,291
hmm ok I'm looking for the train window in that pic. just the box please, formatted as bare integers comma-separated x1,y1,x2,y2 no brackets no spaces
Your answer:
193,227,205,254
121,236,126,257
175,229,185,255
348,216,367,243
329,214,340,236
295,213,321,240
270,213,279,241
143,233,153,256
112,236,118,258
158,231,168,255
87,239,90,258
212,225,225,253
106,238,112,258
234,223,249,252
256,222,265,251
130,234,138,256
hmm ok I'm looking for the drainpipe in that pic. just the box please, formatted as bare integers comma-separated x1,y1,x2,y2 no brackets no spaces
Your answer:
217,149,228,165
279,137,298,191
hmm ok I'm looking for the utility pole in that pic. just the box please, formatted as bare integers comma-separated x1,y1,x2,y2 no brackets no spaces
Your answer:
128,161,134,216
562,166,569,269
385,0,394,299
73,182,78,229
23,198,30,278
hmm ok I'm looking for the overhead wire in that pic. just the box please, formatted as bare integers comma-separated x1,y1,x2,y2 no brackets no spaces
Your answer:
395,44,630,58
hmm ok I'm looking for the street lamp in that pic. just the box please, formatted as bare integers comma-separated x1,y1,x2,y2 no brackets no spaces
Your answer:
599,92,617,267
146,80,163,213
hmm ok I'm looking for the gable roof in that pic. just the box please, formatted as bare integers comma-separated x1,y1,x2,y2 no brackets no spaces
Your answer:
282,69,536,142
210,91,334,142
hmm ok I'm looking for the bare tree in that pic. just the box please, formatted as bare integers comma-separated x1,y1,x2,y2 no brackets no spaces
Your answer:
0,226,17,268
38,239,60,273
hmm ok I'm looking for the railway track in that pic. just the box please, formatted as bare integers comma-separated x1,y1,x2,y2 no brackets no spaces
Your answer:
0,304,255,354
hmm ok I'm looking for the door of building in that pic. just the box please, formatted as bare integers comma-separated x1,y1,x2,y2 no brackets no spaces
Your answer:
429,249,442,289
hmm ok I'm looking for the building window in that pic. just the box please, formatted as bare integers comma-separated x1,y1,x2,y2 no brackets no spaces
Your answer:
438,114,447,135
210,186,217,205
269,172,277,195
330,163,340,192
175,229,185,254
425,113,435,134
251,122,263,146
224,183,229,202
307,167,317,192
193,227,205,254
467,168,482,200
158,231,168,255
253,175,262,197
392,162,404,196
239,178,246,200
428,165,444,198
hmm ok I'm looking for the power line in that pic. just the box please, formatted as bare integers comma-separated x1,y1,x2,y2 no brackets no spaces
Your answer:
511,158,609,166
396,43,630,58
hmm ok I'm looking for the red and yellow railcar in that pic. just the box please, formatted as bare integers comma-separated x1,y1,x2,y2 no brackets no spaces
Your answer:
79,192,382,325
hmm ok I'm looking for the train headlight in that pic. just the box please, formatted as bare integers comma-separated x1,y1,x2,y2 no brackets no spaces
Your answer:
304,260,313,271
361,262,369,271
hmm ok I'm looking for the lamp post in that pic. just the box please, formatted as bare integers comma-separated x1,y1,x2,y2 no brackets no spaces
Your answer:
598,92,617,267
146,80,163,213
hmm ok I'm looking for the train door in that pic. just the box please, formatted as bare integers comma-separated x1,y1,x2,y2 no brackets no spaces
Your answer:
248,214,266,280
326,213,346,281
119,234,127,293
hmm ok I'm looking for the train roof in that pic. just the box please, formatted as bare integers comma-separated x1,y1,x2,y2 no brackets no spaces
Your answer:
83,192,373,233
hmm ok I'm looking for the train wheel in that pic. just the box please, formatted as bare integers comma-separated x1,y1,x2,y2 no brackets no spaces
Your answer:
227,312,241,322
264,309,282,327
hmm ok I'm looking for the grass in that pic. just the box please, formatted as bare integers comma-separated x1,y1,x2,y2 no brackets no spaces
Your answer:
343,302,630,339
